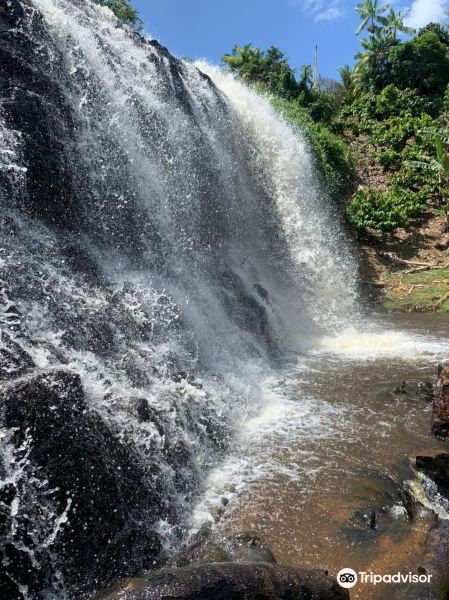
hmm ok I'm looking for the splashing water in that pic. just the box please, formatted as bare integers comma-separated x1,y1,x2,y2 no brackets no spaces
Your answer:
1,0,446,597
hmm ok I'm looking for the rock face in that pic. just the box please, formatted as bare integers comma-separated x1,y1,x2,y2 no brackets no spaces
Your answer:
92,563,349,600
416,453,449,500
0,332,35,381
0,369,162,599
419,521,449,597
431,363,449,437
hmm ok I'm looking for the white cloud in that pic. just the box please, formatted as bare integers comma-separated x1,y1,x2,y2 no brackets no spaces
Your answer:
315,5,345,21
405,0,448,29
289,0,345,22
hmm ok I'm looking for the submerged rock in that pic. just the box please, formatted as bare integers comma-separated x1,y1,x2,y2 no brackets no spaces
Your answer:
0,369,162,598
171,526,277,568
92,562,349,600
431,363,449,437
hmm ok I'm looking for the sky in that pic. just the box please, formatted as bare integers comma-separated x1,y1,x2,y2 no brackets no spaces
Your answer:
132,0,448,80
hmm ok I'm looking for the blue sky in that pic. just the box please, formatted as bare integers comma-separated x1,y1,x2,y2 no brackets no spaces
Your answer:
133,0,448,80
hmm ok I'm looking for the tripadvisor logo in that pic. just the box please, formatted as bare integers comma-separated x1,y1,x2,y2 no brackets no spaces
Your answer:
337,568,432,589
337,568,357,589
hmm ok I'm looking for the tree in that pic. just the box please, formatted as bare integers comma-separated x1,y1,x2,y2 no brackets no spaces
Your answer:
355,27,393,90
378,7,415,42
355,0,390,35
222,44,257,73
222,45,299,100
338,65,356,103
418,23,449,46
222,44,263,80
97,0,142,30
338,65,354,92
388,32,449,97
261,47,299,100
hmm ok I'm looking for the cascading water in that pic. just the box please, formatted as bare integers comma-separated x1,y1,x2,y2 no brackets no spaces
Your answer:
0,0,364,597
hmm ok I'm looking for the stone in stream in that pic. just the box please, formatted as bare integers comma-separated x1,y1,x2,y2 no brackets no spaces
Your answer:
92,562,349,600
416,453,449,501
431,362,449,437
170,525,277,568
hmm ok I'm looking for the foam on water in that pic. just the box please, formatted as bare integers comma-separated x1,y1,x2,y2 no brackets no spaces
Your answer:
190,376,350,531
316,327,449,361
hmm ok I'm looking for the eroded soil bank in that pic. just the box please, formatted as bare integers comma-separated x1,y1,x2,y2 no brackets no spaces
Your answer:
360,213,449,312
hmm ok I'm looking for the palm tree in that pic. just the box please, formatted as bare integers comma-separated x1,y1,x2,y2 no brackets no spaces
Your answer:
356,28,392,65
354,28,392,90
222,44,261,78
408,135,449,185
378,7,415,41
338,65,354,91
355,0,390,35
338,65,355,100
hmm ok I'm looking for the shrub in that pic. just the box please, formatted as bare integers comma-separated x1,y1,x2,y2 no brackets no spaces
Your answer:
346,187,425,233
341,86,430,123
376,149,399,169
370,113,433,151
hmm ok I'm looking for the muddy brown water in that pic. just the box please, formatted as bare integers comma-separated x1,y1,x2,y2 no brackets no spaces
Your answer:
218,314,449,599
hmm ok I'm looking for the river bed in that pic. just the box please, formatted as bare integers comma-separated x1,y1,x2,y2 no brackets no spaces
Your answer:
192,313,449,599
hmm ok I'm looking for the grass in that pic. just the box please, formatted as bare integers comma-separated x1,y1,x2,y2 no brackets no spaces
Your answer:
382,267,449,312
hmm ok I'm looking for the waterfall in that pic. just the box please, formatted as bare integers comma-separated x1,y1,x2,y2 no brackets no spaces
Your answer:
0,0,358,597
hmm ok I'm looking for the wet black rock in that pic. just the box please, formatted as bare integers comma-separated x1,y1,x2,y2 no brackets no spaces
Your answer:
0,0,78,230
129,397,165,436
92,562,349,600
0,370,163,599
432,363,449,437
416,454,449,501
347,507,377,530
222,531,277,565
0,332,35,381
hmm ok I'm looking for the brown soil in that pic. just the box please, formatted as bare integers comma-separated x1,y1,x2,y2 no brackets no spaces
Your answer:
358,212,449,311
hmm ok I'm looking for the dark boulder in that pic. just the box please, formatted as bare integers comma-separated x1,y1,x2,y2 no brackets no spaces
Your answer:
0,332,34,381
92,562,349,600
418,520,449,598
416,453,449,501
432,363,449,437
0,370,162,599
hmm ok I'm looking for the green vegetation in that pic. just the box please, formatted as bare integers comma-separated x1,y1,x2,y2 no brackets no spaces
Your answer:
383,268,449,312
346,187,425,232
222,3,449,237
341,3,449,235
96,0,142,30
